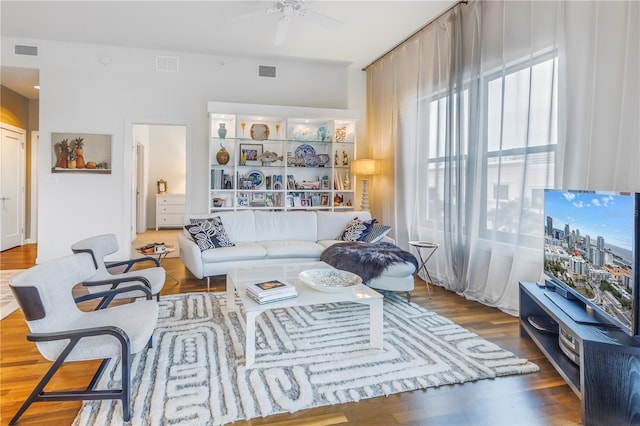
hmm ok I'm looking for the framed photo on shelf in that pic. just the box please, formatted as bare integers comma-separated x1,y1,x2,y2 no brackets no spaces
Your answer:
301,198,311,207
321,176,330,190
240,177,254,190
237,194,250,206
240,143,263,165
321,194,329,206
287,175,296,190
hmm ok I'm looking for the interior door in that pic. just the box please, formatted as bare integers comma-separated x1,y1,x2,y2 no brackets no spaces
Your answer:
1,126,25,250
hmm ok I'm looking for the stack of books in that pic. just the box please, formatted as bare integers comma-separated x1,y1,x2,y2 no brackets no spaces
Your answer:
246,279,298,304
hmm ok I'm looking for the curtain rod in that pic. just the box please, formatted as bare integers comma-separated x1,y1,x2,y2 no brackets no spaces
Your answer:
362,0,468,71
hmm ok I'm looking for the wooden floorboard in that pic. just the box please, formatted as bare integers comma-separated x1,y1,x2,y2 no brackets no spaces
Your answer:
0,243,582,425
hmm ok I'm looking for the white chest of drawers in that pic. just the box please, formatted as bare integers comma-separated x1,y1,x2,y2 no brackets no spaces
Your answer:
156,194,185,230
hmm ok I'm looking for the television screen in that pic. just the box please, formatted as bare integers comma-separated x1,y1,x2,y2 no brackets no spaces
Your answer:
543,189,637,335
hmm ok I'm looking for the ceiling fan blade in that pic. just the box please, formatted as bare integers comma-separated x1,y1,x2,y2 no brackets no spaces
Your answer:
274,17,290,45
301,8,343,30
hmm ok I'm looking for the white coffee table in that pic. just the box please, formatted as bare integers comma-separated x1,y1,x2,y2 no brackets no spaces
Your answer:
226,261,384,367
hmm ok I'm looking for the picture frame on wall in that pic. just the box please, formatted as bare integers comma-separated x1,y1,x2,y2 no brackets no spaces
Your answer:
239,143,263,166
51,132,112,174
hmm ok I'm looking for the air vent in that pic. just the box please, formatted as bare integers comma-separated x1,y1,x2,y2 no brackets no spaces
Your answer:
258,65,277,78
14,44,38,56
155,56,179,72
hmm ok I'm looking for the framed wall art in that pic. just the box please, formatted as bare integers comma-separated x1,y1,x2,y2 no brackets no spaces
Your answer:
51,132,112,174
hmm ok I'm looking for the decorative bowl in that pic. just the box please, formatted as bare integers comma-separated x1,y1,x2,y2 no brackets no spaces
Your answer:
316,153,330,167
298,269,362,292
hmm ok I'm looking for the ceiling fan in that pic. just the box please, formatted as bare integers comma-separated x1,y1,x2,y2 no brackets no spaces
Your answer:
238,0,343,46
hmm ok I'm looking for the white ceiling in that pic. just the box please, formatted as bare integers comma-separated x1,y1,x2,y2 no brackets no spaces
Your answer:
1,0,455,99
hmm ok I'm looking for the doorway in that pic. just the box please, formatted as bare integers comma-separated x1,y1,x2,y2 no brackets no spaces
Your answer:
0,124,26,251
131,123,186,238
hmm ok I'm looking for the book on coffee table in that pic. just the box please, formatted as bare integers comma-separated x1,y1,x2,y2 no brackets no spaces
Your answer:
246,279,297,304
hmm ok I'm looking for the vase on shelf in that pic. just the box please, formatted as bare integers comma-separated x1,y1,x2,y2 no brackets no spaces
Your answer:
217,123,227,139
216,144,230,165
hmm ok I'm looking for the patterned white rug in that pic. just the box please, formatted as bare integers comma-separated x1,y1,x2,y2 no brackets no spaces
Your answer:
73,292,538,425
1,270,23,320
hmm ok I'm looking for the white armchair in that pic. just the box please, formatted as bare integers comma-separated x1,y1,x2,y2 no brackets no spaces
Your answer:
72,233,166,308
8,253,159,424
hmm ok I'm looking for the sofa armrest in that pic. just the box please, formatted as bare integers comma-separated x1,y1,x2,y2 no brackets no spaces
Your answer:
380,235,395,245
178,233,204,279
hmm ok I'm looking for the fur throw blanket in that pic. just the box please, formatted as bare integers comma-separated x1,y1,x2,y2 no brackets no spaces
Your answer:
320,242,418,284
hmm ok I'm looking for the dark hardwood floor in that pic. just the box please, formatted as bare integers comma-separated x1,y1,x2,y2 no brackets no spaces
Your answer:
0,244,582,425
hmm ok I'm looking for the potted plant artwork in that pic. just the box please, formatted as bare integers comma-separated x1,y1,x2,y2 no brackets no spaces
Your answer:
52,133,112,174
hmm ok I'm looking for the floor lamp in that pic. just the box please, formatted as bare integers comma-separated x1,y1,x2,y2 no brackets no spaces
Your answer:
350,159,381,212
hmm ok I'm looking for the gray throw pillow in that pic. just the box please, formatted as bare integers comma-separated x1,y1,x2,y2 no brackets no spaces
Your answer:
338,217,377,242
184,217,235,251
363,224,392,243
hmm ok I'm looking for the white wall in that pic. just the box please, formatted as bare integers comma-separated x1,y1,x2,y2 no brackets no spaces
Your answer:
2,36,361,263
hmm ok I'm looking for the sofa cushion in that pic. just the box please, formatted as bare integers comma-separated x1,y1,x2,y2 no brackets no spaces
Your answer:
259,240,324,258
185,211,256,242
254,211,318,241
184,217,235,250
338,217,377,241
200,242,266,262
317,240,342,249
317,210,372,241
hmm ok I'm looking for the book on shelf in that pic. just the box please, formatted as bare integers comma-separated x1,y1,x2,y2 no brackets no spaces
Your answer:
246,279,297,303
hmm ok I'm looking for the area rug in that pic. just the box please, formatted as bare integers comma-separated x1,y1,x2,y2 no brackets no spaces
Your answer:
72,292,538,425
0,270,23,320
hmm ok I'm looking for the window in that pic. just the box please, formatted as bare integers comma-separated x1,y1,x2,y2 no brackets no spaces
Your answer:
424,53,558,246
482,55,557,243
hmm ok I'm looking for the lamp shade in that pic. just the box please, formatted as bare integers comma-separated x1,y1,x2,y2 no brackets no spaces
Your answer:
351,159,382,176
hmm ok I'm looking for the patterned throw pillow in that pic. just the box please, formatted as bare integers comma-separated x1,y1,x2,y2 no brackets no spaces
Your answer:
184,217,235,251
338,217,377,242
363,224,392,243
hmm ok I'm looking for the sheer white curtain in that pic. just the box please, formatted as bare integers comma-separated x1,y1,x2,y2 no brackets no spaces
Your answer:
366,0,638,314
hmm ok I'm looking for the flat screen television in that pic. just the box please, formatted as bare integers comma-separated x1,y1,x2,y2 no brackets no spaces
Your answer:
543,189,640,336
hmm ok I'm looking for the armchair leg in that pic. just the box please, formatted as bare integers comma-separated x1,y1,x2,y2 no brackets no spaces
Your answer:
121,350,131,422
9,350,67,425
9,355,131,425
12,330,134,424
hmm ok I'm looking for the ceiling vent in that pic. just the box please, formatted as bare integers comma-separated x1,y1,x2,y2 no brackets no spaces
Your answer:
14,44,38,56
155,56,179,72
258,65,277,78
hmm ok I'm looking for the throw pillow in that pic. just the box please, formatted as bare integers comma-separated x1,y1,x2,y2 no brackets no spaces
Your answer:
184,217,235,251
363,224,392,243
338,217,377,242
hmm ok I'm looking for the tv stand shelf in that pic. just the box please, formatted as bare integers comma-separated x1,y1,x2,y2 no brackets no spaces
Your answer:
520,282,640,425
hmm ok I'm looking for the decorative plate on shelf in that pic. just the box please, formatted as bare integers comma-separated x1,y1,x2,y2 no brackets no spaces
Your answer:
294,144,317,167
298,269,362,292
251,123,270,140
247,170,264,188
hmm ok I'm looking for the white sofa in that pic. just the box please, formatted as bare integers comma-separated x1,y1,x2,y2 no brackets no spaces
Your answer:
178,210,416,295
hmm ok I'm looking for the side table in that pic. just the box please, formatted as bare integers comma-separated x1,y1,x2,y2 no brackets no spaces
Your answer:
136,246,180,285
408,241,439,298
